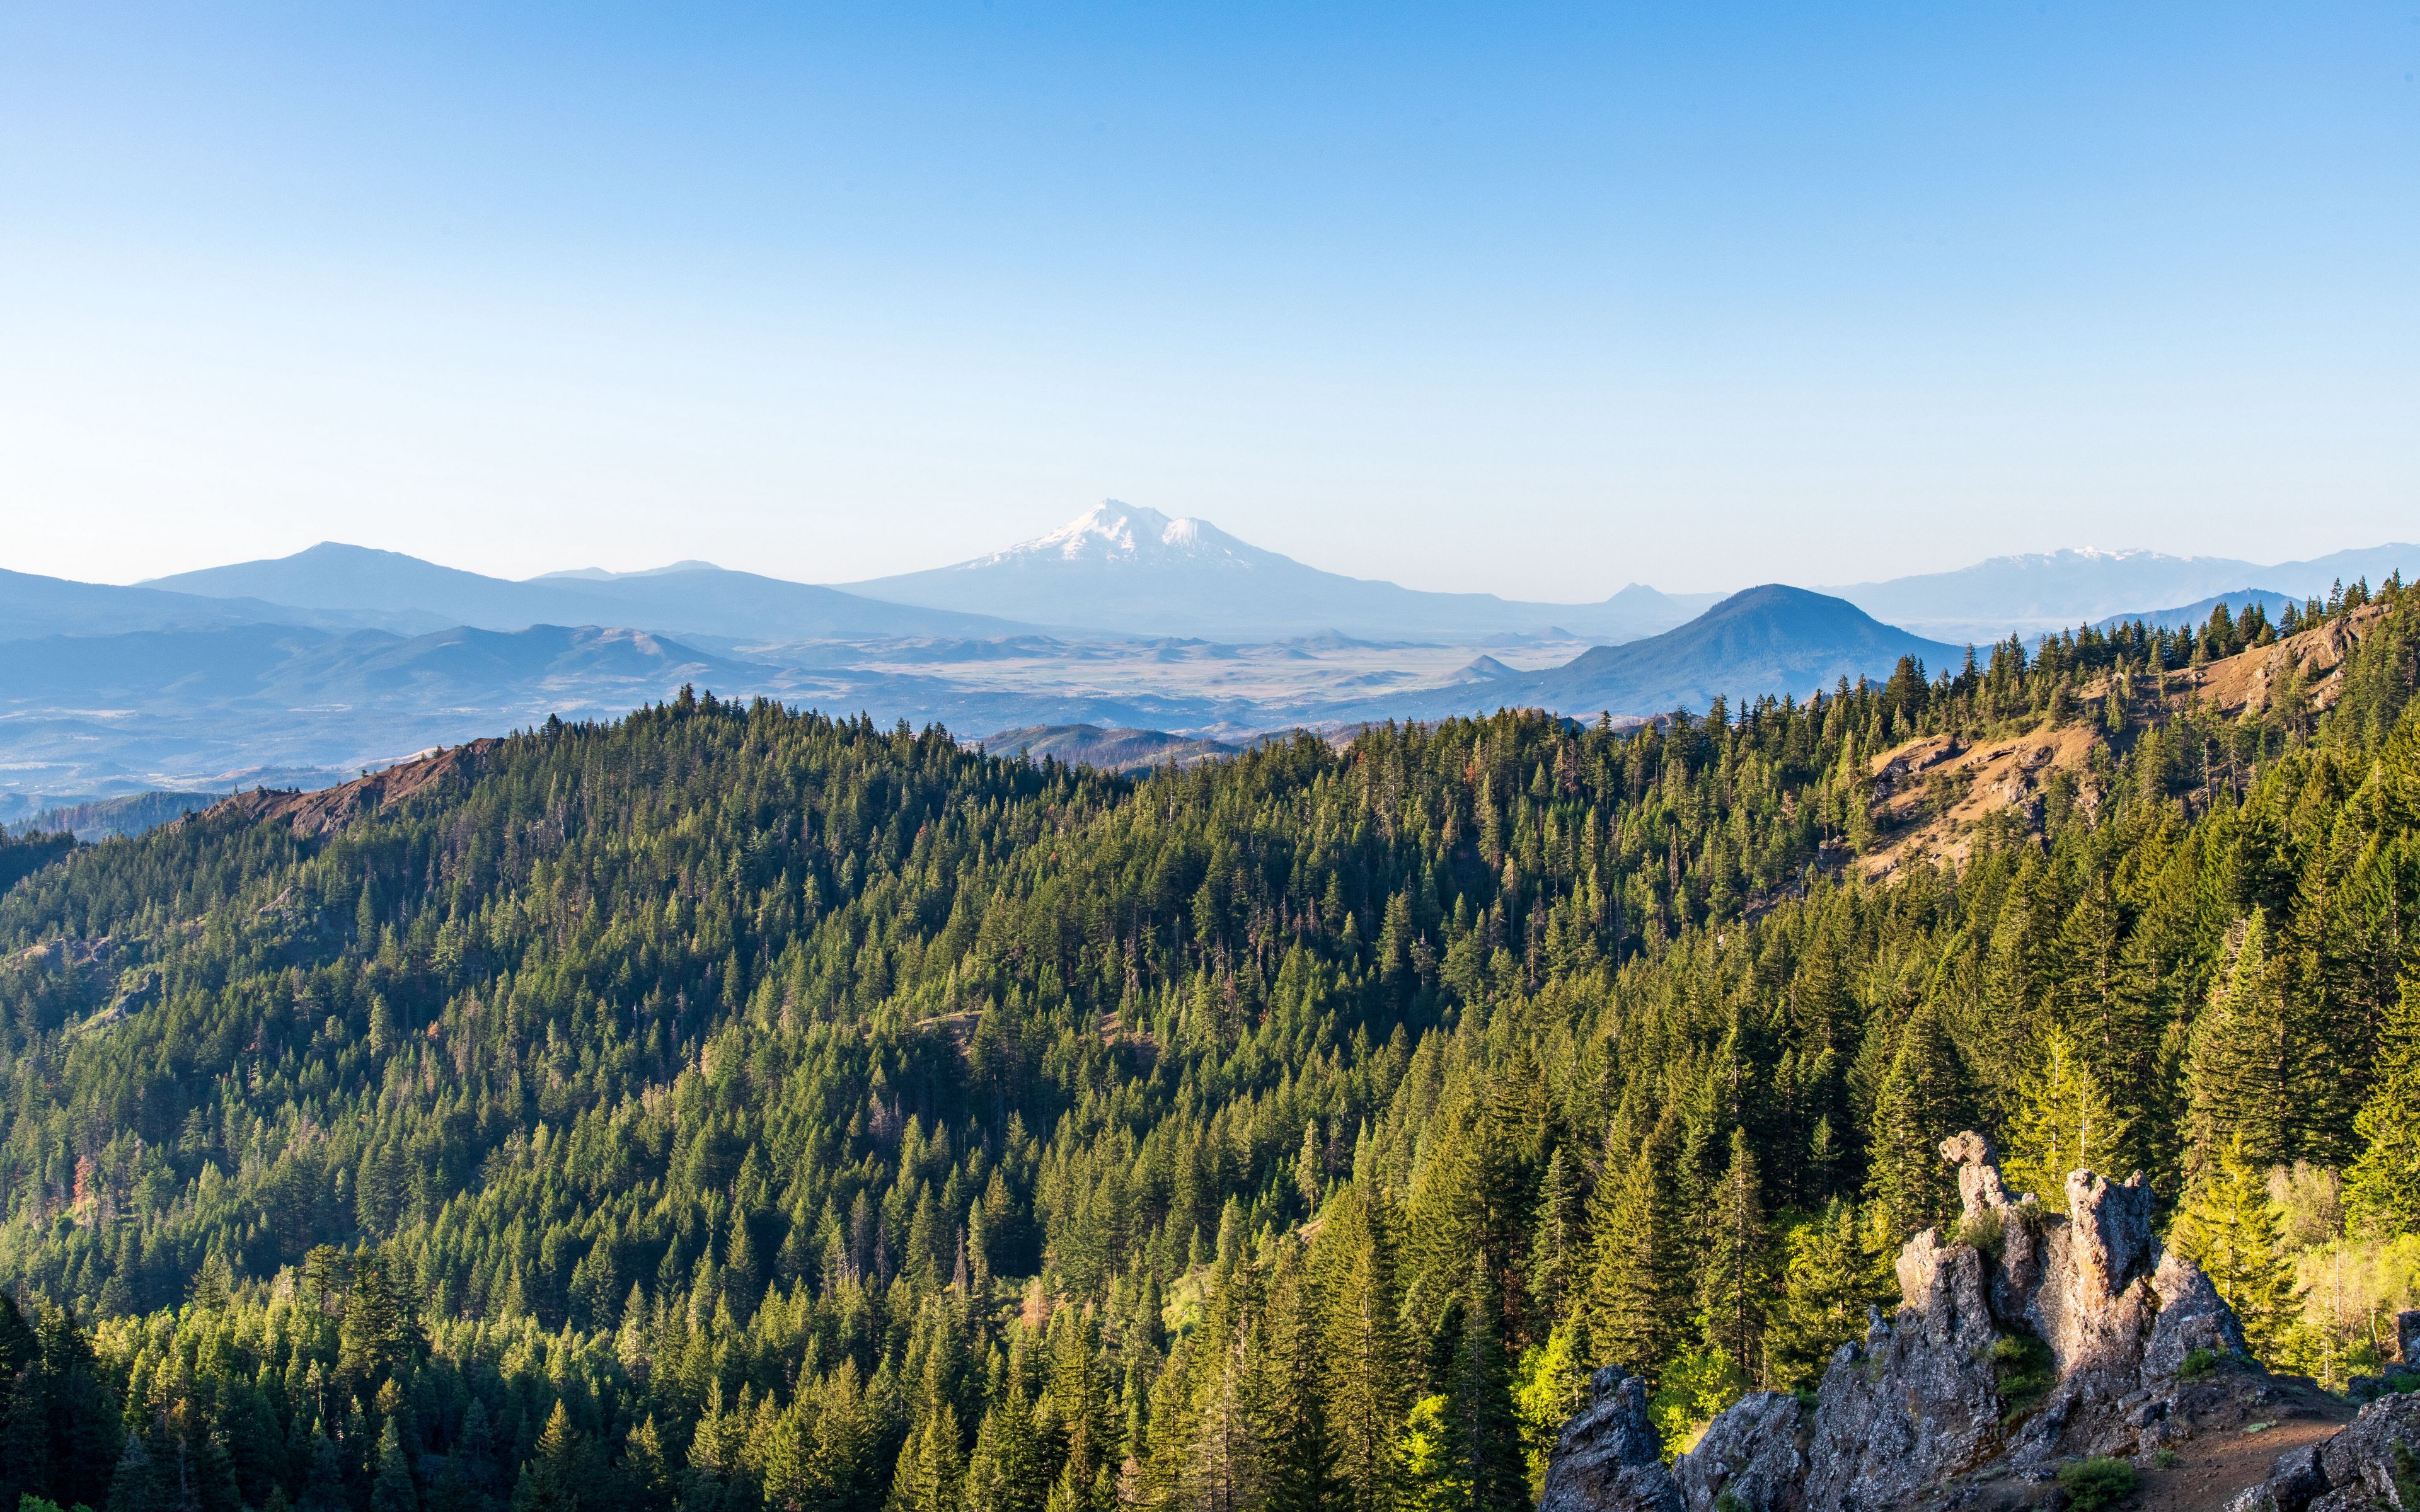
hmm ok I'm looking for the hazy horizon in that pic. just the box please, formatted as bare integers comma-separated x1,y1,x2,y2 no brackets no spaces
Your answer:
28,513,2410,607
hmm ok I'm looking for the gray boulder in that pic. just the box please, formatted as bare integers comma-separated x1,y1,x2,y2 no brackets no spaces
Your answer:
2230,1390,2420,1512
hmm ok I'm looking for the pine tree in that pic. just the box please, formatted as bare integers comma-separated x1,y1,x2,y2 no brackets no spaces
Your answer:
1766,1198,1890,1394
340,1249,426,1383
1260,1246,1338,1512
1526,1145,1585,1330
1697,1128,1772,1389
371,1418,419,1512
1314,1177,1410,1512
2184,913,2293,1178
1510,1317,1592,1498
889,1400,966,1512
2346,976,2420,1236
509,1402,582,1512
1440,1259,1526,1512
298,1424,345,1512
2003,1019,2119,1200
1867,999,1974,1240
2051,864,2159,1175
2168,1132,2301,1365
1586,1118,1692,1382
965,1383,1047,1512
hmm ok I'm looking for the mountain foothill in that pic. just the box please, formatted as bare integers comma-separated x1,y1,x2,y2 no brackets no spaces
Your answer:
3,500,2413,818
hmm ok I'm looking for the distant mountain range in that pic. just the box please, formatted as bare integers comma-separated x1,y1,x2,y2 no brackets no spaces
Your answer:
1828,545,2418,643
143,543,1027,644
843,500,1720,642
976,724,1244,772
3,505,2414,807
2089,588,2305,636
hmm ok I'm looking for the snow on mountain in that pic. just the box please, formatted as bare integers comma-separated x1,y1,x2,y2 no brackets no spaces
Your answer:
843,500,1704,643
950,501,1277,573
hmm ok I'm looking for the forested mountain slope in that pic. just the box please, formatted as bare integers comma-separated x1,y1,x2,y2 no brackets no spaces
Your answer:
0,578,2414,1512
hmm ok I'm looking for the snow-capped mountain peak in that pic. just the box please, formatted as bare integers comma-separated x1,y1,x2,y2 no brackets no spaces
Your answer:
968,500,1265,571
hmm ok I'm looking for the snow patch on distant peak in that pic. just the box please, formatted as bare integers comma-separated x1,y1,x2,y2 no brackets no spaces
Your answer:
965,500,1264,571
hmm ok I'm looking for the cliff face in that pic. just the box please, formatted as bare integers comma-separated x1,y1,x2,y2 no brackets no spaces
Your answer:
1540,1131,2325,1512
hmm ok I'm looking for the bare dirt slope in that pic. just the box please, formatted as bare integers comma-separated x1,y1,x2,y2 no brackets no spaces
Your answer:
1854,603,2389,880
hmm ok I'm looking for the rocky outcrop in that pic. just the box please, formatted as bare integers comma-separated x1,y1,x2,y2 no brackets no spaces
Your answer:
1538,1370,1683,1512
2229,1391,2420,1512
1537,1131,2269,1512
205,740,498,837
1670,1392,1806,1512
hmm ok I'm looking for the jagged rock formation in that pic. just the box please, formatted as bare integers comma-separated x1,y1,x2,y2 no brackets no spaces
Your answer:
1536,1373,1684,1512
1538,1131,2276,1512
2229,1391,2420,1512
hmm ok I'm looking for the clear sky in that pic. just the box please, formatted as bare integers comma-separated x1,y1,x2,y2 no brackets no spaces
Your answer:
3,4,2414,598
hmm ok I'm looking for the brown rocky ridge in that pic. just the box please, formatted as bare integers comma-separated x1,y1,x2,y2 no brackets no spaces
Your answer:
199,739,501,838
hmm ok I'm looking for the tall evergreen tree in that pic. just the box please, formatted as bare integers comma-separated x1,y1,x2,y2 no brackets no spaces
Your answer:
1867,1000,1974,1240
2003,1019,2119,1200
2346,976,2420,1237
1586,1118,1691,1382
1315,1179,1410,1512
1441,1261,1526,1512
1696,1128,1773,1389
2184,913,2293,1177
2168,1132,2301,1365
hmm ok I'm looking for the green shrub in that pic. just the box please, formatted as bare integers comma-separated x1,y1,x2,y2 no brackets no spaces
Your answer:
2179,1347,2222,1380
2056,1456,2139,1512
1993,1331,2056,1422
1954,1206,2007,1257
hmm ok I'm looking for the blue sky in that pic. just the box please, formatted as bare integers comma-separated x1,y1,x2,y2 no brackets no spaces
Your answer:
3,4,2414,598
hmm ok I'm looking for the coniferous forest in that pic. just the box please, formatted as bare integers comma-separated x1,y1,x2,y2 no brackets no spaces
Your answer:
1,580,2416,1512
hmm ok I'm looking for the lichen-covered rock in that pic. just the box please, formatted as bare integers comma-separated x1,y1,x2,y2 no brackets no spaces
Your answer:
1538,1369,1684,1512
1672,1392,1807,1512
2230,1391,2420,1512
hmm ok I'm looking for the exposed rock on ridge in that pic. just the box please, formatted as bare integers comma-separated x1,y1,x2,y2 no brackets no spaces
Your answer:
203,739,499,837
1540,1131,2278,1512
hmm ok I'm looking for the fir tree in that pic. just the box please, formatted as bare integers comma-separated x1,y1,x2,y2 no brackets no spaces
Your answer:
2185,912,2295,1177
1441,1261,1527,1512
371,1418,419,1512
1586,1117,1692,1382
2346,977,2420,1236
1315,1178,1410,1512
1867,1000,1974,1240
1766,1198,1890,1395
1260,1246,1339,1512
2168,1132,2301,1365
1697,1128,1773,1389
2003,1019,2119,1200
